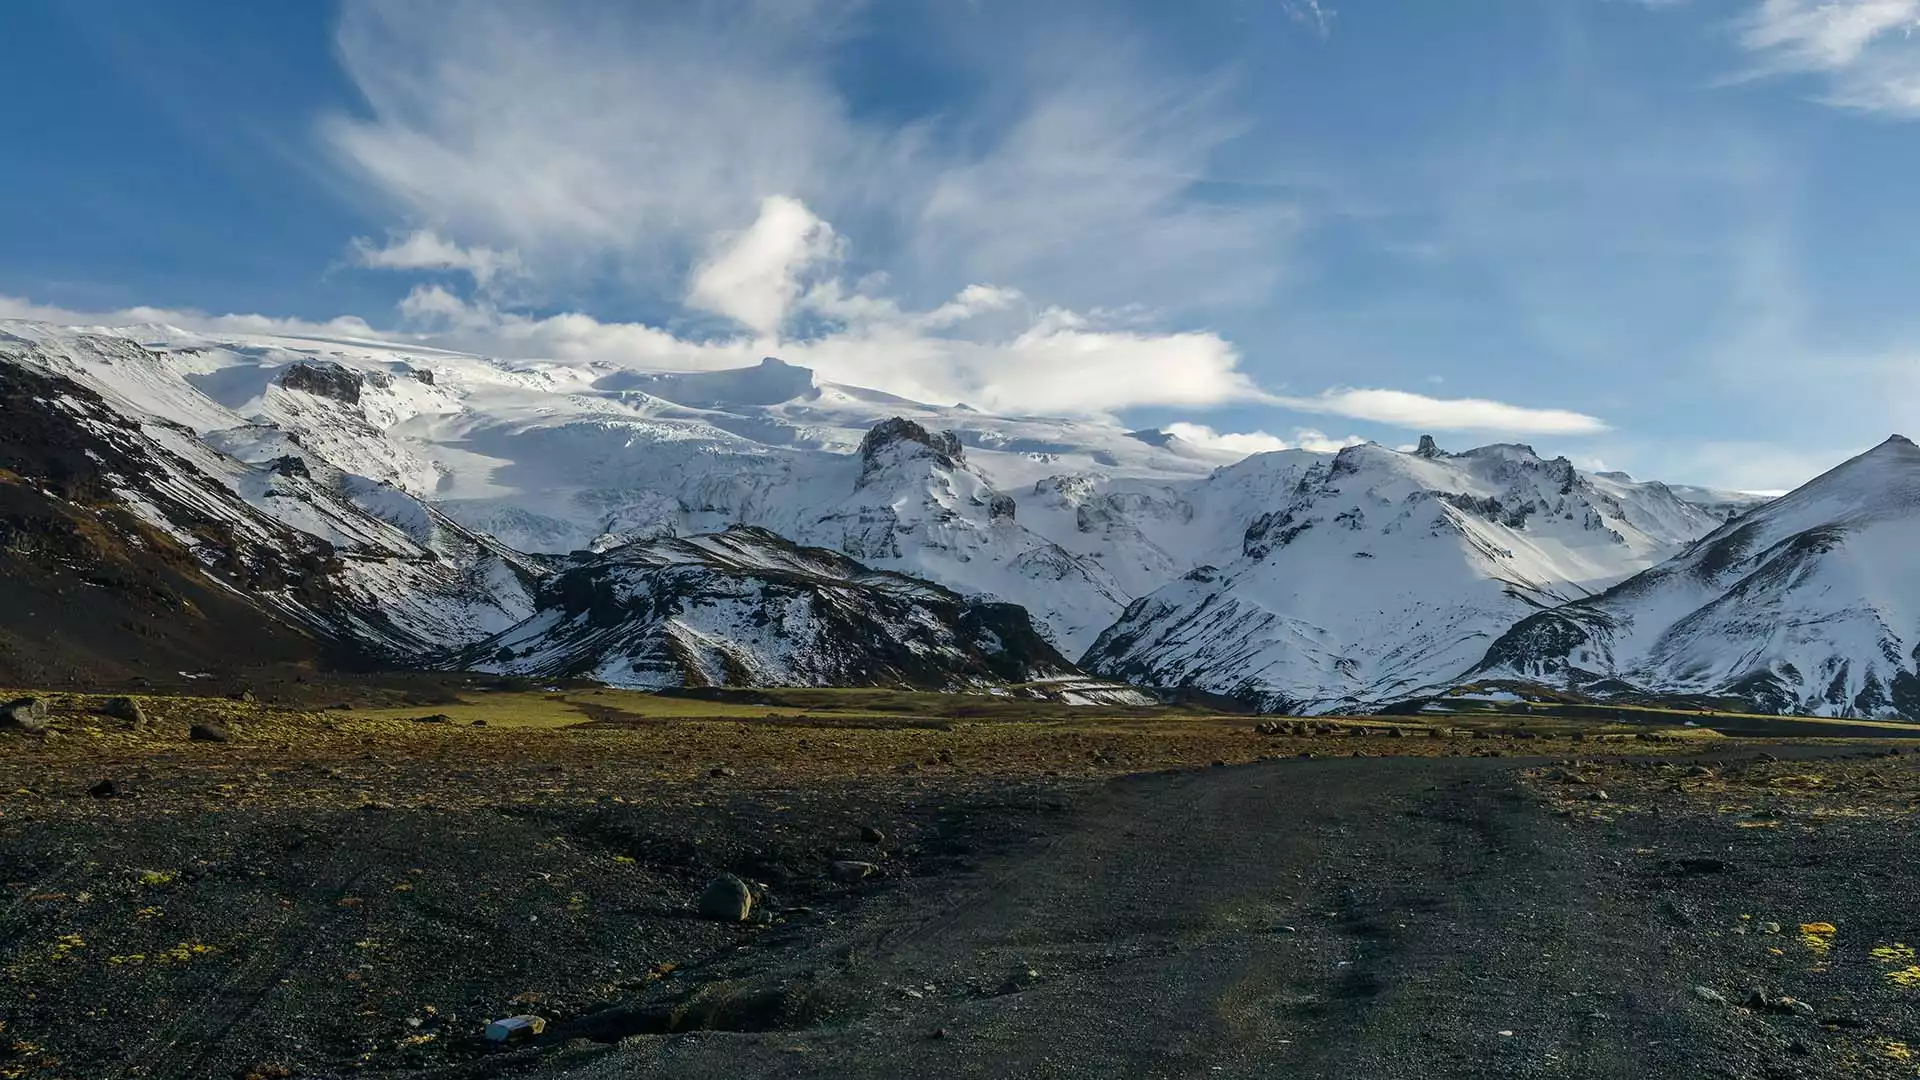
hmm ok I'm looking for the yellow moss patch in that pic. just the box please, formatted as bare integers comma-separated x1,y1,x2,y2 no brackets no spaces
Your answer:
1872,942,1917,963
109,942,213,966
1888,966,1920,989
136,869,176,887
1799,922,1837,954
50,934,86,959
1883,1041,1913,1063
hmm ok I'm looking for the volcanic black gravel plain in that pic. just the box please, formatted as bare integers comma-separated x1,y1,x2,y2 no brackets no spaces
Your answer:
0,687,1914,1080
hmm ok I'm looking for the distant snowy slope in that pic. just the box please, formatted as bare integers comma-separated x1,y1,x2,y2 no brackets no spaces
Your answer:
1082,437,1732,712
1469,435,1920,719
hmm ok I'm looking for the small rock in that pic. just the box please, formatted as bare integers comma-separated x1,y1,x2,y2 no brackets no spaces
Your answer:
1693,985,1728,1006
998,967,1042,995
102,696,147,727
860,825,886,844
1776,997,1816,1018
1744,986,1771,1010
232,689,255,704
830,860,878,884
0,697,50,734
471,719,488,727
709,766,734,778
930,1028,946,1040
698,874,753,922
89,778,123,798
1210,760,1228,769
1590,789,1611,802
189,723,232,743
484,1014,546,1043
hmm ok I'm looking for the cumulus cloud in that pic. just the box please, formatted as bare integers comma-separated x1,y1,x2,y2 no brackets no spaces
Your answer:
351,229,522,288
686,196,840,337
1163,422,1363,454
1271,388,1610,435
1735,0,1920,116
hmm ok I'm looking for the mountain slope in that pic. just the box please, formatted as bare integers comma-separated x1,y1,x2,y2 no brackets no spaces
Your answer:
463,525,1111,694
1468,435,1920,719
0,336,545,677
1081,438,1733,712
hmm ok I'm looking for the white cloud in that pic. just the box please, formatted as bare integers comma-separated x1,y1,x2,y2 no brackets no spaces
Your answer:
351,229,522,288
317,0,1288,312
1271,388,1610,435
0,295,378,341
1163,422,1363,454
686,196,840,337
1736,0,1920,116
1279,0,1336,38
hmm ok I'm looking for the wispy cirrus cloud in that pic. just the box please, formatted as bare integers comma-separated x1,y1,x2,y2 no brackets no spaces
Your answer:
1734,0,1920,116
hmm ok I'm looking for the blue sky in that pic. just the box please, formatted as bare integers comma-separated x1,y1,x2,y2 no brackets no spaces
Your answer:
5,0,1920,491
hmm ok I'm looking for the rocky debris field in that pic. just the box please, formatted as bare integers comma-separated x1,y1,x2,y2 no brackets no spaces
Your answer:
0,686,1913,1078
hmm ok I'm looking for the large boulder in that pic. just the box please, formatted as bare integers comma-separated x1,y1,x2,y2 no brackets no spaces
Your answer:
1,697,50,733
102,696,148,728
698,874,753,922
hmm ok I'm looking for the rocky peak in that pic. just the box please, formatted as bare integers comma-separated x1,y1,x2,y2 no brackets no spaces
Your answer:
1414,435,1443,458
277,361,388,405
858,417,965,475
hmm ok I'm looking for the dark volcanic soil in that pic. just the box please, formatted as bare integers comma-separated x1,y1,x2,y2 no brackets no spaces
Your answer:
0,697,1914,1080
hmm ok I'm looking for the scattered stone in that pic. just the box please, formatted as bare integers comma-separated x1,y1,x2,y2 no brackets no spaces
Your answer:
709,766,735,778
998,967,1042,995
412,714,453,724
1744,987,1772,1010
88,778,123,798
698,874,753,922
231,689,255,704
1590,790,1611,802
930,1028,946,1040
1778,997,1816,1019
0,697,50,733
189,723,232,743
484,1015,546,1044
1761,921,1783,935
1210,760,1228,769
860,825,886,844
102,696,147,727
1388,726,1407,738
1693,985,1728,1006
471,719,488,727
1685,765,1716,778
831,860,878,884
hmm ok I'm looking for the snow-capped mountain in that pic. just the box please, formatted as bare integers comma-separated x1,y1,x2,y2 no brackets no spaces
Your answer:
2,317,1788,706
0,345,540,679
464,524,1133,699
1080,437,1741,712
0,320,1257,653
1467,435,1920,719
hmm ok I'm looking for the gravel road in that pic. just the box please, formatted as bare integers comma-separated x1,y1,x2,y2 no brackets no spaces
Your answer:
519,750,1917,1080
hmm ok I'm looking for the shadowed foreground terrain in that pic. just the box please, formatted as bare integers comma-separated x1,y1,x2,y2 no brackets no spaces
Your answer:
0,686,1914,1079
